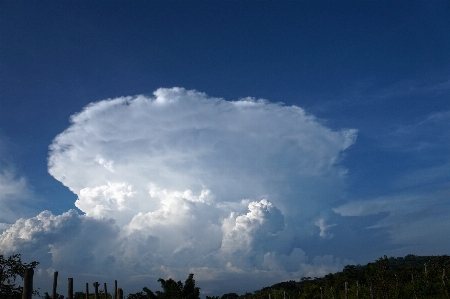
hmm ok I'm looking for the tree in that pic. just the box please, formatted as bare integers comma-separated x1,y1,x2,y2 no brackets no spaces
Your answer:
156,278,183,299
43,292,65,299
143,287,157,299
0,253,40,299
126,291,148,299
128,274,200,299
182,274,200,299
220,293,239,299
72,291,113,299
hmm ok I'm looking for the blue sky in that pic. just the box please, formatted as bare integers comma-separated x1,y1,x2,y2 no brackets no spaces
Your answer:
1,1,450,296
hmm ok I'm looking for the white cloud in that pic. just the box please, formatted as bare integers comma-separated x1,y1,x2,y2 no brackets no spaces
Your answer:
314,218,336,239
77,182,136,220
48,88,356,221
0,170,28,200
0,169,34,225
334,189,450,255
1,88,357,295
0,210,122,293
0,136,41,226
221,199,284,254
329,108,450,259
391,109,450,150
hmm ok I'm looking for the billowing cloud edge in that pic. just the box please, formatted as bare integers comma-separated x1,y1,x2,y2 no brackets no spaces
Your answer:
2,87,358,294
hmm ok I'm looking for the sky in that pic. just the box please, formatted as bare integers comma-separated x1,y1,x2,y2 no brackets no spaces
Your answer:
1,1,450,297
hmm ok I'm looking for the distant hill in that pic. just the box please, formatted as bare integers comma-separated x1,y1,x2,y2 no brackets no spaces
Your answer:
207,254,450,299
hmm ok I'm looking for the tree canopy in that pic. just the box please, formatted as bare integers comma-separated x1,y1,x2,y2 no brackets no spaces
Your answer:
128,273,200,299
0,253,40,299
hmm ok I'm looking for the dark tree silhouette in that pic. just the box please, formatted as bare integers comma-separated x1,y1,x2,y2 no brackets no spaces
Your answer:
127,273,200,299
0,253,39,299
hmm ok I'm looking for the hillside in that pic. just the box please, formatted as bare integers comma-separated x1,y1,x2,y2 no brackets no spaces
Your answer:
207,254,450,299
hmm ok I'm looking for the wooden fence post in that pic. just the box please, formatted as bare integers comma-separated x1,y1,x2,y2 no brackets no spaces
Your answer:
86,283,89,299
52,271,58,299
94,282,100,299
22,268,34,299
68,278,73,299
118,288,123,299
104,283,108,299
370,282,374,299
114,280,117,299
320,286,323,299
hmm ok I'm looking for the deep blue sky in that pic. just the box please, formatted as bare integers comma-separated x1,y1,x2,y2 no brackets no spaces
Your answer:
2,1,448,212
1,1,450,296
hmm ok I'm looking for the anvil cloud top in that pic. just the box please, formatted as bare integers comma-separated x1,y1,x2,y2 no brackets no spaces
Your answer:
1,1,449,296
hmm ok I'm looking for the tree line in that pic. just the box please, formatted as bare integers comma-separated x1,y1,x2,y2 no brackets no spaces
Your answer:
219,254,450,299
1,253,449,299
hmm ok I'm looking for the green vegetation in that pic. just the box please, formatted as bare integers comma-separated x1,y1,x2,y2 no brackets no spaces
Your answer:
133,254,449,299
2,253,449,299
0,253,40,299
127,273,200,299
42,290,113,299
206,255,449,299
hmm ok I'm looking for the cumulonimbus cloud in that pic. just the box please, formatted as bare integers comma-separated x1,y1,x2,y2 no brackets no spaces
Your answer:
1,88,357,294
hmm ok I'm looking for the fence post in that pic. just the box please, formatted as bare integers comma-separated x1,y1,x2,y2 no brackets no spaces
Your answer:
68,278,73,299
104,283,108,299
22,268,34,299
320,286,323,299
86,283,89,299
370,282,374,299
94,282,100,299
52,271,59,299
114,280,117,299
118,288,123,299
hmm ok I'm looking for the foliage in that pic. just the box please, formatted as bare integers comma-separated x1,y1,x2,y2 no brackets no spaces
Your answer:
43,292,65,299
219,293,239,299
209,254,450,299
4,253,449,299
71,290,114,299
127,273,200,299
0,253,40,299
127,291,150,299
